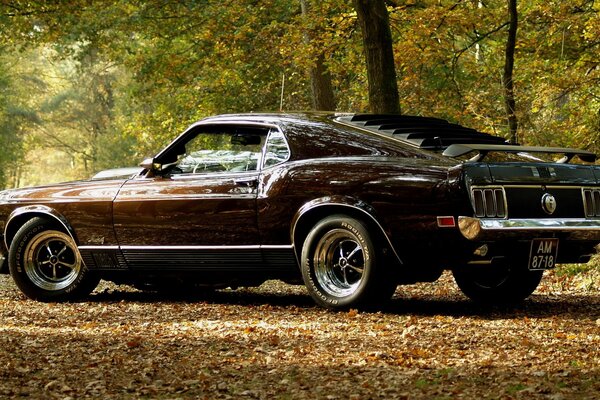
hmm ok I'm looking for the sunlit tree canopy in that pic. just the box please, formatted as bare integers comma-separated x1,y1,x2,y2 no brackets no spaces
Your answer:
0,0,598,187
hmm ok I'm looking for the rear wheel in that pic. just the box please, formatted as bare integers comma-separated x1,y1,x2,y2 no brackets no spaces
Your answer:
452,263,543,305
8,218,99,301
301,215,396,310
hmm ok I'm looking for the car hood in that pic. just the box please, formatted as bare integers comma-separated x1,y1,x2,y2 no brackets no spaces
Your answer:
0,178,127,203
91,167,143,180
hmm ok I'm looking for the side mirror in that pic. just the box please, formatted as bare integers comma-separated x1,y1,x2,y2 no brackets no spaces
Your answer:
139,158,162,172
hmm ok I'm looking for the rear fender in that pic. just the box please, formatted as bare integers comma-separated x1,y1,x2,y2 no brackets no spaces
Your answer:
291,196,403,266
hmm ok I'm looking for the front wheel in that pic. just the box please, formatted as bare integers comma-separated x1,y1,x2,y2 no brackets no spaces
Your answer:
301,215,396,310
8,218,99,301
452,263,543,305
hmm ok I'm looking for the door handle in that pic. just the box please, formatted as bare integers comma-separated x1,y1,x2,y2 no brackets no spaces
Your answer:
233,177,258,187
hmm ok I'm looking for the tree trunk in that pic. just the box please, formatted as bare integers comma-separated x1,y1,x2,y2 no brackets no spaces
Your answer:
503,0,518,144
309,53,336,111
353,0,400,114
300,0,336,111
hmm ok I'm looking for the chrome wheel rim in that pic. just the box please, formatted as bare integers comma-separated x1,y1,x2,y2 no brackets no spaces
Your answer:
314,229,365,297
24,231,81,291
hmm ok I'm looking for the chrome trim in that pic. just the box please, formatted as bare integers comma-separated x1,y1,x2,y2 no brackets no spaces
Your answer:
79,244,294,251
313,230,364,297
436,216,456,228
458,216,600,241
470,186,508,219
261,245,294,249
115,194,256,202
541,193,557,215
169,170,261,180
119,245,292,250
78,246,120,250
24,230,82,291
153,120,282,168
582,187,600,217
260,128,292,170
190,120,281,131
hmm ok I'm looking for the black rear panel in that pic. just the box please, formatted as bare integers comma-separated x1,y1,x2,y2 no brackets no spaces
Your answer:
504,186,585,218
463,163,599,219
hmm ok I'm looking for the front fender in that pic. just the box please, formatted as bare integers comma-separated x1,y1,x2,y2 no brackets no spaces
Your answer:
4,205,77,249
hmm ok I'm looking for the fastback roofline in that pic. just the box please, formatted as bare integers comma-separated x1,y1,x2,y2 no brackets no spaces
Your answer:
335,114,508,150
335,114,596,164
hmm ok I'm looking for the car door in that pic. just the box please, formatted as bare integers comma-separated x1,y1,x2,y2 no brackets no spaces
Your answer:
112,123,268,271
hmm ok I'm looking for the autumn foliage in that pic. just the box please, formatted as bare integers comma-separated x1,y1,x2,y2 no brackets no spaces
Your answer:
0,1,598,186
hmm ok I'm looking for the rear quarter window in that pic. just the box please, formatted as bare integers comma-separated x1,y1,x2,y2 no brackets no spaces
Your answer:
282,122,427,160
263,129,291,168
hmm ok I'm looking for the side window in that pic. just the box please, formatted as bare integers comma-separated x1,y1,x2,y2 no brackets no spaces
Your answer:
263,129,291,168
174,126,267,175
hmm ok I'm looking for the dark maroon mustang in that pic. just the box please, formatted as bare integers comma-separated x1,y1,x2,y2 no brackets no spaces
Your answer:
1,113,599,309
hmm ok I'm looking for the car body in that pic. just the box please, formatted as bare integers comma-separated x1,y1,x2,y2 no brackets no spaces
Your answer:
1,112,599,309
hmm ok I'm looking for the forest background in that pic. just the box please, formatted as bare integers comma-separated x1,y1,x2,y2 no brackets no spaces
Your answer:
0,0,598,188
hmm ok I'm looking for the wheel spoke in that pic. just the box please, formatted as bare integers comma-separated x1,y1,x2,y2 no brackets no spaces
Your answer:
58,261,77,270
56,245,68,258
346,263,364,274
346,244,361,260
45,245,53,257
342,267,349,285
52,265,57,280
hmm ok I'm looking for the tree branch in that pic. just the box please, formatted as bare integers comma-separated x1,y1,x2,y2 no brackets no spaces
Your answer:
452,21,510,64
32,123,93,160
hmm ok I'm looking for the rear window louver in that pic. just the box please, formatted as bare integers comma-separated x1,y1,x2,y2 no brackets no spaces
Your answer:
336,114,508,151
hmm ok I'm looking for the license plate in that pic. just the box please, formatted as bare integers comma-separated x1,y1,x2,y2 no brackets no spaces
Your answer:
528,238,559,270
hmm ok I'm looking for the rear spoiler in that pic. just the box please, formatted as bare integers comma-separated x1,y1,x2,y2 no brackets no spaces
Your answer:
442,143,597,163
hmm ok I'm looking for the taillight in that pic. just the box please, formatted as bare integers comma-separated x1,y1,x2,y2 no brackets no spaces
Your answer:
582,188,600,217
471,187,507,218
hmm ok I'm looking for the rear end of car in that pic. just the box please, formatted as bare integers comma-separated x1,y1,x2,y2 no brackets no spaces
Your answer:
335,114,600,305
458,158,600,269
443,146,600,304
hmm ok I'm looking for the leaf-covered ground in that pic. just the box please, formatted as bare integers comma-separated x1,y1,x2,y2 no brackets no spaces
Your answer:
0,269,598,399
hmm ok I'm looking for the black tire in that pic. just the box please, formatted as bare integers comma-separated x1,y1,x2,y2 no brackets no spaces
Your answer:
301,215,396,310
8,217,99,301
452,263,543,305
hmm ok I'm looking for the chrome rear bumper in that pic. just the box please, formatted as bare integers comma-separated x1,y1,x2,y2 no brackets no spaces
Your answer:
458,217,600,241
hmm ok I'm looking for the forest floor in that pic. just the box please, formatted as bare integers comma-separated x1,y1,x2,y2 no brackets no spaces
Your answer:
0,268,598,399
